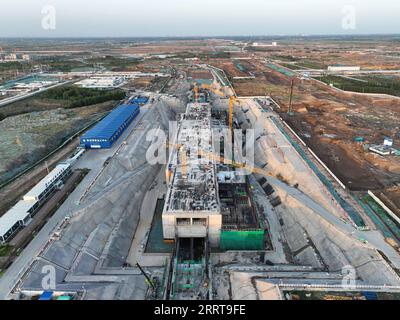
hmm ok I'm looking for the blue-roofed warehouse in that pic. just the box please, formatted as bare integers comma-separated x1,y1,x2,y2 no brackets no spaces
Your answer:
80,103,140,149
129,96,148,105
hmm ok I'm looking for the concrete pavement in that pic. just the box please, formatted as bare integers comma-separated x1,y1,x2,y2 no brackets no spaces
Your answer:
0,101,152,299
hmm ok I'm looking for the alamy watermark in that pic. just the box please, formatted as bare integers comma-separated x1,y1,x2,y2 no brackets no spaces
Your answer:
342,5,356,30
41,4,56,31
41,264,56,290
341,264,357,290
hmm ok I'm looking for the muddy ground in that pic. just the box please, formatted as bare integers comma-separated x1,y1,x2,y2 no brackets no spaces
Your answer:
226,59,400,205
377,187,400,218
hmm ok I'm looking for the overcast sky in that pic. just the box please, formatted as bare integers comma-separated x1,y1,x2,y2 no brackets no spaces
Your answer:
0,0,399,37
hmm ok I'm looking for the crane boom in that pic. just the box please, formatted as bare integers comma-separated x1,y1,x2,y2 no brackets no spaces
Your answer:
229,96,235,131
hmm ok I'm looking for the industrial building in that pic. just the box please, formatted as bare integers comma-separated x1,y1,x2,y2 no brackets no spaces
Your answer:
129,96,149,105
163,103,222,247
212,110,265,251
75,76,126,89
163,98,266,300
327,65,361,72
369,137,399,156
252,42,278,47
80,102,140,149
162,102,265,250
0,163,71,243
0,75,59,96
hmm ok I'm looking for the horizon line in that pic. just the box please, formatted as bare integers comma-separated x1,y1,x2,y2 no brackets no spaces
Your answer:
1,33,400,40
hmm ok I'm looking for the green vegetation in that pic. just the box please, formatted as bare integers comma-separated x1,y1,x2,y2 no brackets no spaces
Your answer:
0,61,25,71
198,52,231,59
41,85,125,108
278,63,303,70
270,55,299,62
0,244,13,257
266,63,296,77
315,75,400,96
270,57,325,69
41,59,87,72
173,52,198,59
86,56,140,70
362,194,400,238
296,60,326,69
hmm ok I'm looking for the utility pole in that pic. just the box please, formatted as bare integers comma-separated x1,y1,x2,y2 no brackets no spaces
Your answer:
136,263,155,290
288,77,295,114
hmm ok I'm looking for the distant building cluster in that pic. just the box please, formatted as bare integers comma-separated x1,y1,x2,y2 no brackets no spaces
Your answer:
369,137,400,156
252,42,278,47
327,65,361,72
74,76,126,89
0,53,32,62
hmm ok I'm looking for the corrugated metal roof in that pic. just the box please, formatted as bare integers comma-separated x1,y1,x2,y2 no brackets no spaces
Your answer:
81,103,140,140
23,163,71,201
130,96,148,104
0,200,33,236
0,163,71,238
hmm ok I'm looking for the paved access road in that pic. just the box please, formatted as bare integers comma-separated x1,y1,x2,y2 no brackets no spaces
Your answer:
0,102,151,299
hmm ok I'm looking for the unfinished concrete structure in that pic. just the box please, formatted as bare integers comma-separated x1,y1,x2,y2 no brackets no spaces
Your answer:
162,103,221,247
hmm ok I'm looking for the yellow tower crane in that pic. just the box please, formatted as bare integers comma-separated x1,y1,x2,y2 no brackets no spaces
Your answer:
194,85,199,102
201,83,211,90
228,96,238,132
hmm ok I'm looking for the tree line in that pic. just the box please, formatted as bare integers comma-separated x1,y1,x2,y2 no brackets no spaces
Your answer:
41,85,126,108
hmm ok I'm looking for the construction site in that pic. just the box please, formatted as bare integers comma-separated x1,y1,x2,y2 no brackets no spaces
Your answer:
0,37,400,301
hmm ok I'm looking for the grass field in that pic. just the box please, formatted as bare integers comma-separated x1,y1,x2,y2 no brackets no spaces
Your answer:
314,75,400,96
40,85,126,108
0,245,13,257
0,84,125,119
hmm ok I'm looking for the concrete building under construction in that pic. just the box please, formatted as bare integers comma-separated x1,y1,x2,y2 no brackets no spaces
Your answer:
162,103,222,247
162,101,265,250
162,96,266,300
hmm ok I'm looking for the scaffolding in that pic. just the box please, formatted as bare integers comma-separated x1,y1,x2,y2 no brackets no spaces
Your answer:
169,238,210,300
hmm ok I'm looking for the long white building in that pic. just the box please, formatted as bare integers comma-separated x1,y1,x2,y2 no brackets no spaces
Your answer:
0,163,71,243
327,66,361,72
75,76,126,89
